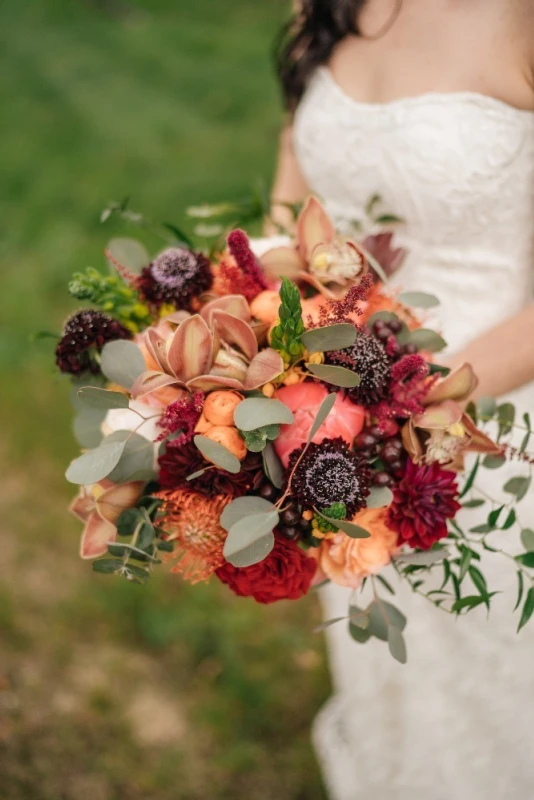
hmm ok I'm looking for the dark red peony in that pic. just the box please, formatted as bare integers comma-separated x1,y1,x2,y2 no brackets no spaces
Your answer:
215,535,317,604
387,459,461,550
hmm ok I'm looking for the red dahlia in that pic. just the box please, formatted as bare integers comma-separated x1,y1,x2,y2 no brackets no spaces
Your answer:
158,440,263,497
215,535,317,604
387,459,461,550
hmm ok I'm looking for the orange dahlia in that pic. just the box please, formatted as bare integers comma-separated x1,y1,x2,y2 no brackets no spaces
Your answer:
156,489,232,583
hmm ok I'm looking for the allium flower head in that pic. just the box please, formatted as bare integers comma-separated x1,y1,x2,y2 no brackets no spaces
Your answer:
137,247,212,310
288,437,371,516
387,459,461,550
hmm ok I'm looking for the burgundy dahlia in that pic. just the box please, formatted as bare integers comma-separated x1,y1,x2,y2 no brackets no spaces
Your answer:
326,329,391,407
137,247,212,310
158,440,263,497
387,459,461,550
55,309,131,376
215,534,317,604
288,437,371,516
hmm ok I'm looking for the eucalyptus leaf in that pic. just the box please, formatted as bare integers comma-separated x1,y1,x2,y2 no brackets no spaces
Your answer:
101,340,146,390
307,392,337,443
503,476,531,502
349,621,372,644
186,468,211,482
263,443,284,489
459,456,480,499
387,625,408,664
382,601,407,631
452,595,487,613
106,431,156,483
107,543,158,562
501,509,517,530
301,323,357,354
408,328,447,353
223,510,278,567
520,413,532,454
78,387,130,410
66,438,126,485
366,486,394,509
306,363,361,388
398,291,440,309
106,237,150,272
348,605,372,643
395,548,449,566
461,498,485,509
314,617,347,633
514,570,525,613
520,529,534,552
73,407,107,448
482,454,506,470
367,603,389,641
194,435,241,474
477,396,497,420
116,508,144,537
315,509,370,538
497,402,515,439
220,496,276,531
234,398,293,431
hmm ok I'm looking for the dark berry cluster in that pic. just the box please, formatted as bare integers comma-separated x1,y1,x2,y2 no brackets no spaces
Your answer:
55,309,132,376
257,481,312,541
354,420,407,488
371,318,419,360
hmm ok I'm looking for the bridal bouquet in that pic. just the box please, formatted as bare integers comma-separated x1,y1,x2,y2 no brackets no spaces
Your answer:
55,197,533,663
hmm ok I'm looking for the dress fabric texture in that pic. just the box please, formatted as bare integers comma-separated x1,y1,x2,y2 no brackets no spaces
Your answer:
293,67,534,800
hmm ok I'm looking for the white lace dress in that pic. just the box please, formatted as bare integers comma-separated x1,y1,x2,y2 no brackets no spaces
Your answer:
293,67,534,800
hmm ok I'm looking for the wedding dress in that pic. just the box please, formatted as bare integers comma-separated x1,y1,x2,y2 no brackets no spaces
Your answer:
292,67,534,800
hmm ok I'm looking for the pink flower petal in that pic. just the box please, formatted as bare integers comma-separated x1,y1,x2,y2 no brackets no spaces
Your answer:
96,481,145,524
244,349,284,391
167,315,213,382
297,197,335,263
80,513,117,560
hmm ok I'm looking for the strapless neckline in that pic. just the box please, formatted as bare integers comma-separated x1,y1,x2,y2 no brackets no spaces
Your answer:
318,66,534,118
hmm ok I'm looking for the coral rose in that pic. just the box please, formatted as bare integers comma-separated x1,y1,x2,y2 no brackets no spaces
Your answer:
203,425,247,461
203,390,243,427
216,534,317,604
317,507,398,589
274,382,365,468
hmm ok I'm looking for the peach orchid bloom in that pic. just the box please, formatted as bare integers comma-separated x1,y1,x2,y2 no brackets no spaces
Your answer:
130,295,284,400
402,363,502,466
260,197,367,298
70,479,145,560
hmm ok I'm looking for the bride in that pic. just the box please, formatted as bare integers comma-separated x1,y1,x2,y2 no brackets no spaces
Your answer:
268,1,534,798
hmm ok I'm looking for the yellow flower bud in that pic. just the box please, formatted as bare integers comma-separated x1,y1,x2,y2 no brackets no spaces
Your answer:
262,383,275,398
308,351,325,365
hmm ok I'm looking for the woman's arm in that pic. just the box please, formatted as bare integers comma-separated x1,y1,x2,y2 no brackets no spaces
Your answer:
446,303,534,398
266,124,310,234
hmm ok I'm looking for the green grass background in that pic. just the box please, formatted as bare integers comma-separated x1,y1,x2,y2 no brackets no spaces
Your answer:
0,2,329,797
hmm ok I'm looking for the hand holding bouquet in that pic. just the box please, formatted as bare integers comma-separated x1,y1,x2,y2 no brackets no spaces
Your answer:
55,197,534,663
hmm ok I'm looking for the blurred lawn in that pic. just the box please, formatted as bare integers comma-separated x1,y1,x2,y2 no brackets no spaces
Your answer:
0,2,329,798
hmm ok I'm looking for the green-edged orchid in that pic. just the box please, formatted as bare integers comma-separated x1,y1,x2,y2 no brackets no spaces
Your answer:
260,197,366,297
70,479,145,559
402,363,502,466
131,295,284,400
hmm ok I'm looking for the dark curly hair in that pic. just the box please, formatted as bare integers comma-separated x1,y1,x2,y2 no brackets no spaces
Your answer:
276,1,366,112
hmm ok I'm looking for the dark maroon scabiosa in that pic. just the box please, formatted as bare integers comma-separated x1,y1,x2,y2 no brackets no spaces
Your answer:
137,247,212,310
158,440,263,497
326,329,391,407
55,309,132,376
387,459,461,550
287,436,371,516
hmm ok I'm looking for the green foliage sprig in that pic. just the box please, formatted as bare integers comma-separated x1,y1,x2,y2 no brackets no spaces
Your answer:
69,267,152,333
270,277,306,367
313,502,347,534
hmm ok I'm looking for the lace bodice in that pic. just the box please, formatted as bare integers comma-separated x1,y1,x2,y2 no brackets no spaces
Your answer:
294,67,534,351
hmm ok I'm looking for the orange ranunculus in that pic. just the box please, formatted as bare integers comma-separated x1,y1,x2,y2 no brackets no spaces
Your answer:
274,382,365,468
203,425,247,461
250,290,281,325
203,390,243,427
317,507,399,589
